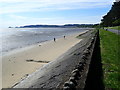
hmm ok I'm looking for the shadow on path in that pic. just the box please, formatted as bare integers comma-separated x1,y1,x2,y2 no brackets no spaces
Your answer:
84,32,105,90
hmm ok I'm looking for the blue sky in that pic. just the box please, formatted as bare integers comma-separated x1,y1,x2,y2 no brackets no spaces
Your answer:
0,0,115,27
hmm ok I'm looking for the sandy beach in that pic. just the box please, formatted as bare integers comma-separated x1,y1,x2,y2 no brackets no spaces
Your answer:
1,31,86,88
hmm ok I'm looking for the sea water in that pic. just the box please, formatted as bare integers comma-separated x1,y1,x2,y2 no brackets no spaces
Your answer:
0,28,88,55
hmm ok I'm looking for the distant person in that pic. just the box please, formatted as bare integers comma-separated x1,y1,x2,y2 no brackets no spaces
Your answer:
106,29,108,31
54,38,56,42
64,36,65,39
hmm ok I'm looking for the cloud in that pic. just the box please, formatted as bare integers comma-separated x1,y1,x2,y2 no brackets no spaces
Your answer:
0,0,114,3
0,0,114,14
0,13,101,27
0,0,114,27
0,14,66,27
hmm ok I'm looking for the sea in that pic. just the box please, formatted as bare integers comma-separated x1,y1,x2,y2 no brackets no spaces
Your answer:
0,28,88,55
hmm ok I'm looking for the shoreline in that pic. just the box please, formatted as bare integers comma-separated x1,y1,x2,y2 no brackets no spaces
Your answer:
1,31,88,88
1,32,83,57
1,28,88,56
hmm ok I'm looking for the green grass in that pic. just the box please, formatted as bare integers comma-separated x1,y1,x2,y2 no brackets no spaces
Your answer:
99,29,120,89
106,26,120,30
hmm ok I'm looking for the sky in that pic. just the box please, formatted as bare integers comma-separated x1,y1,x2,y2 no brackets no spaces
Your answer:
0,0,115,28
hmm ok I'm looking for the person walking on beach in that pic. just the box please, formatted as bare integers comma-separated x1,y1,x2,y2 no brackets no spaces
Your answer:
64,36,65,39
54,38,56,42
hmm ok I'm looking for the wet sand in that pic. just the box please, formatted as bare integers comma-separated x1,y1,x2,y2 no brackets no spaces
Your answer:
1,31,87,88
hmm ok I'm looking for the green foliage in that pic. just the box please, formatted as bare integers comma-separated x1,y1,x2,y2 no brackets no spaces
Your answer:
99,29,120,89
101,1,120,27
112,19,120,26
93,24,101,28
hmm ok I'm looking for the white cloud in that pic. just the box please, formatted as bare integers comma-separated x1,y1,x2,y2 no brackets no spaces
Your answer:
0,0,114,27
0,14,101,27
0,0,114,14
0,14,66,27
0,0,114,3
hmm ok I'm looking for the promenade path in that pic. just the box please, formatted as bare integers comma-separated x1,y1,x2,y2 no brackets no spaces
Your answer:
106,29,120,35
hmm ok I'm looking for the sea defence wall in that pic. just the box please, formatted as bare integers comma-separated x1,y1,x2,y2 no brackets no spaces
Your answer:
63,30,99,89
12,29,98,89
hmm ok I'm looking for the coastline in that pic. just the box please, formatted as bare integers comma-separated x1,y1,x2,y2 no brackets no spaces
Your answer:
2,31,87,88
1,27,87,56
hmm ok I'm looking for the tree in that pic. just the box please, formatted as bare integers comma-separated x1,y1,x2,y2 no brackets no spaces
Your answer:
101,1,120,27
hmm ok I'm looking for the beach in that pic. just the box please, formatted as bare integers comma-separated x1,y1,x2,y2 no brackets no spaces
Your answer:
1,31,87,88
1,28,87,55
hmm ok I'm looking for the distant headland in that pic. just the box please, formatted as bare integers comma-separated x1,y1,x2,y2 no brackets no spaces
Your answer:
9,24,98,28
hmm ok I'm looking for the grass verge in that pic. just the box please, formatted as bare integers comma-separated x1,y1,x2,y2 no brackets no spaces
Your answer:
99,29,120,89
